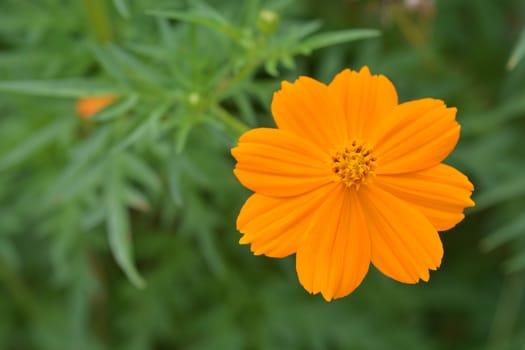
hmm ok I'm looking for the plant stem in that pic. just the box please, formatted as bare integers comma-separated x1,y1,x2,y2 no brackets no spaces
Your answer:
486,272,525,350
0,260,36,317
215,58,260,100
82,0,114,43
213,105,250,137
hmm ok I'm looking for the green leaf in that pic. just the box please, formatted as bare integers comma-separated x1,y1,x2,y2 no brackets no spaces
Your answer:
0,119,70,171
0,79,118,98
120,152,162,194
52,160,106,202
294,29,380,55
286,20,323,42
167,151,183,206
196,228,226,277
105,155,145,288
232,93,256,125
507,27,525,70
462,92,525,136
70,127,111,166
112,0,131,19
0,239,20,270
147,9,242,41
124,185,151,212
111,101,172,153
264,59,279,76
90,43,129,86
82,204,106,231
472,177,525,212
126,43,166,62
482,215,525,251
157,17,177,49
504,252,525,273
49,128,110,202
175,122,194,154
280,53,295,69
0,50,57,67
191,0,231,22
106,44,166,87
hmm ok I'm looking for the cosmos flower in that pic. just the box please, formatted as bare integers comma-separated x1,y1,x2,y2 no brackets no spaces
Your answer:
76,94,118,119
231,66,474,301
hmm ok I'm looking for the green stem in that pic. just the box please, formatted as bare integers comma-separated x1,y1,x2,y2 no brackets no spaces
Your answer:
0,260,37,317
213,105,250,138
82,0,114,43
210,39,265,136
211,26,272,102
486,272,524,350
214,58,260,100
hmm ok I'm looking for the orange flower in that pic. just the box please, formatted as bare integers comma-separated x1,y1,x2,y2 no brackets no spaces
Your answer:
231,67,474,301
76,95,118,119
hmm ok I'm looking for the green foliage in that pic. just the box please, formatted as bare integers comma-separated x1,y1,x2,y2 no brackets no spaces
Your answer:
0,0,524,349
508,27,525,70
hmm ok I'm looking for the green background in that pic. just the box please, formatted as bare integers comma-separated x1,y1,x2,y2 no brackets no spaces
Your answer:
0,0,524,349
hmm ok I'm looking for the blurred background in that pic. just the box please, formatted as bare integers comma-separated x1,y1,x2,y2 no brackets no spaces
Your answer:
1,0,525,349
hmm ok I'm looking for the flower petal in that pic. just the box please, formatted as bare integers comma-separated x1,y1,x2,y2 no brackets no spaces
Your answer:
237,185,334,258
296,186,371,301
271,76,348,149
76,95,118,119
359,185,443,284
371,99,460,174
232,128,332,197
375,164,475,231
328,66,398,141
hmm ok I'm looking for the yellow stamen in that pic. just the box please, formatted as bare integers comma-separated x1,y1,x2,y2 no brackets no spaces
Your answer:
330,141,377,189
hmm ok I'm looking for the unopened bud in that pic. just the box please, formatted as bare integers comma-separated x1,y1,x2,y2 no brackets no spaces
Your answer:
187,92,201,107
257,10,280,34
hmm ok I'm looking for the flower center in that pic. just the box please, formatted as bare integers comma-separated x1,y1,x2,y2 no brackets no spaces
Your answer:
330,141,377,189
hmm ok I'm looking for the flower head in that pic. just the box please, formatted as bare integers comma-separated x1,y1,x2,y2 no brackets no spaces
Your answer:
76,95,118,119
231,66,474,301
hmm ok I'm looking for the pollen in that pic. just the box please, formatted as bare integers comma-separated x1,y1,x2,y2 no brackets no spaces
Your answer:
330,141,377,189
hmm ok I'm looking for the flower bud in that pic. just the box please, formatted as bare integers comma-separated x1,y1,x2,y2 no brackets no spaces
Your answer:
256,10,280,34
76,95,118,119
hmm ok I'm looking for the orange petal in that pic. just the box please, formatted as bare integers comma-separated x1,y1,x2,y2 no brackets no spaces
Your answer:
271,76,348,150
359,185,443,284
375,164,475,231
232,128,332,197
76,95,118,119
237,185,334,258
371,99,460,174
328,66,398,141
296,185,371,301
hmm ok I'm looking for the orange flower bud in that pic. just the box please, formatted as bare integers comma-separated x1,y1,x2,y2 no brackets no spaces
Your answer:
76,95,118,119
